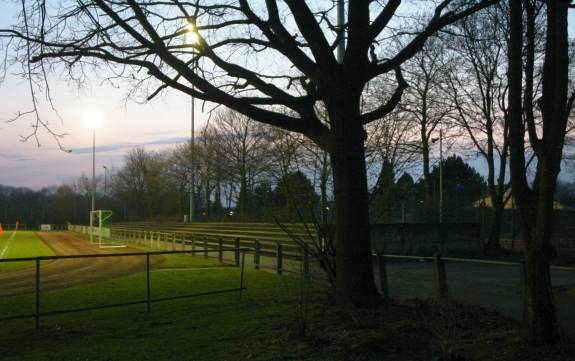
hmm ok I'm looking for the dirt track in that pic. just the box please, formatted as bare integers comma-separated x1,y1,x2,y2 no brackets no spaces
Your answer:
0,232,163,296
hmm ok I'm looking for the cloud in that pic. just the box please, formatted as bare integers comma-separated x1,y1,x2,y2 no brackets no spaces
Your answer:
70,136,189,154
0,153,30,162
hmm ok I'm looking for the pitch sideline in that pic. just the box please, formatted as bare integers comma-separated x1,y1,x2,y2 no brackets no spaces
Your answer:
0,229,17,259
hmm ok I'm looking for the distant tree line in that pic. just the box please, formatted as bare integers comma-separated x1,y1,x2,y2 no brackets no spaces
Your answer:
3,114,574,228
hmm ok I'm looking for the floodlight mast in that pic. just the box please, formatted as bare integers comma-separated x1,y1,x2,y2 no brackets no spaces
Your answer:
92,127,96,213
85,111,102,243
185,21,199,224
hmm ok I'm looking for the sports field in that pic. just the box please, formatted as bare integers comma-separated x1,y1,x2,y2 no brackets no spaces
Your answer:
0,231,572,360
0,232,164,296
0,231,54,271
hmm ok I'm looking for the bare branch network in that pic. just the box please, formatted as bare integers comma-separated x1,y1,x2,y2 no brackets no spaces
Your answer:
1,0,496,149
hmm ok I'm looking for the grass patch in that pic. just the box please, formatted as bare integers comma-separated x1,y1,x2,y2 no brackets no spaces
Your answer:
0,253,573,361
0,231,54,271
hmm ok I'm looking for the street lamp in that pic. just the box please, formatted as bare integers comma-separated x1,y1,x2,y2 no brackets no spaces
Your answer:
184,20,200,223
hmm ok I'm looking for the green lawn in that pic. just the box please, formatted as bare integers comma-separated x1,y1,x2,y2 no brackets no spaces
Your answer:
0,254,572,361
0,231,54,271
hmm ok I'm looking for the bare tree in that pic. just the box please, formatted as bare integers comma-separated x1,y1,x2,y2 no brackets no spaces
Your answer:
114,147,165,218
166,143,194,219
365,107,418,223
213,109,272,220
1,0,498,306
266,127,304,184
399,37,455,223
508,0,575,344
446,3,510,252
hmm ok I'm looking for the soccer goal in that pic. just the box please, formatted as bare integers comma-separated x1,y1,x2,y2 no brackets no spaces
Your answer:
89,210,125,248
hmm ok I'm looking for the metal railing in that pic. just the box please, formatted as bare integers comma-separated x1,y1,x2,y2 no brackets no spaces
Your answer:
105,227,312,277
0,248,248,329
373,253,575,301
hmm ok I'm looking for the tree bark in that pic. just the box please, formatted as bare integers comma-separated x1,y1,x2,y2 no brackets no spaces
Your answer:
421,134,434,223
330,118,379,308
485,195,504,253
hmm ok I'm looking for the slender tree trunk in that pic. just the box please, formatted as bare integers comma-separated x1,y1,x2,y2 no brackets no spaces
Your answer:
485,196,504,253
524,177,558,343
329,116,378,307
239,167,248,220
421,136,434,223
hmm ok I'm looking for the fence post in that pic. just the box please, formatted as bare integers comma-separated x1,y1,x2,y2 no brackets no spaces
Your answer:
35,258,40,330
433,253,448,300
218,239,223,262
172,233,176,251
204,238,209,259
254,240,261,270
239,250,246,300
519,261,526,320
276,243,283,275
146,253,151,313
377,253,389,300
303,245,310,277
234,238,241,267
191,236,196,255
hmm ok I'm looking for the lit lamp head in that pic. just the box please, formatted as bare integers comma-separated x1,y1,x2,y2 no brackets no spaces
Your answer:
84,111,103,129
185,21,200,45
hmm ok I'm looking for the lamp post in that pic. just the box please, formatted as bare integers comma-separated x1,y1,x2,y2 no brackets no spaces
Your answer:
85,111,102,242
185,22,199,224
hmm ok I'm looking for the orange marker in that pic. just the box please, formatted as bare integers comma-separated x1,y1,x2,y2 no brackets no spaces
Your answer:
0,224,3,236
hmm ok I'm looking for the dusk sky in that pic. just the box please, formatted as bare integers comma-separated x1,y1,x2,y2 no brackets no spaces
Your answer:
1,3,574,189
0,1,215,189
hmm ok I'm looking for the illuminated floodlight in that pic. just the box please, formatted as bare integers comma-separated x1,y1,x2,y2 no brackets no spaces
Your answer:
185,22,200,45
84,111,103,129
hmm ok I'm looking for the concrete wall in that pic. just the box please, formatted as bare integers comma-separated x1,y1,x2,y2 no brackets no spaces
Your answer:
370,223,482,256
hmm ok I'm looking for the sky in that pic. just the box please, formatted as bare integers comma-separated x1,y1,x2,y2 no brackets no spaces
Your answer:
0,2,574,190
0,1,214,189
0,72,208,188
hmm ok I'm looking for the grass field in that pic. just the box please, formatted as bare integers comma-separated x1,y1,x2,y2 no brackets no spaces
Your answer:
0,253,572,361
0,231,54,271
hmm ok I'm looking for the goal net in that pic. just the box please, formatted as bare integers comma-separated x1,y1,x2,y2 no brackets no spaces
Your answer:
89,210,125,248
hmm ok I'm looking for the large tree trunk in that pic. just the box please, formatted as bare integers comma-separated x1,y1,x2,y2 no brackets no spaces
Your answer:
330,121,379,308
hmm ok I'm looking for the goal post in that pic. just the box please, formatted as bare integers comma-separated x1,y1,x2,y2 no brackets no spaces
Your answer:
89,210,125,248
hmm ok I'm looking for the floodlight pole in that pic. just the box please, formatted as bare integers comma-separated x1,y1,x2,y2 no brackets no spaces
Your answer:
92,127,96,213
189,90,195,223
91,127,96,244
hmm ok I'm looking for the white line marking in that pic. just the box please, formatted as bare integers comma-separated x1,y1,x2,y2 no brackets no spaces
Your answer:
0,230,16,259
